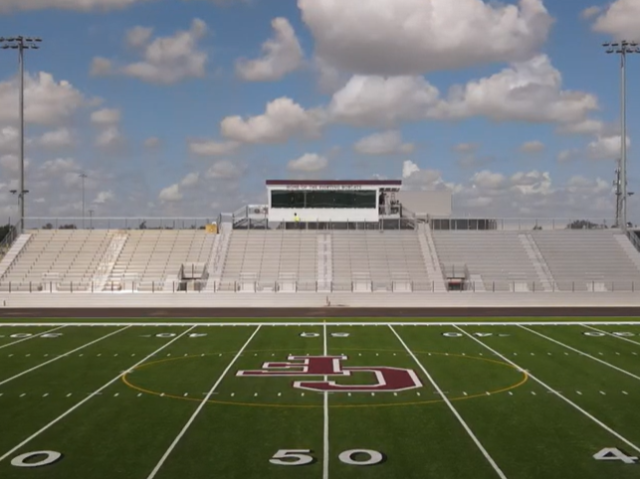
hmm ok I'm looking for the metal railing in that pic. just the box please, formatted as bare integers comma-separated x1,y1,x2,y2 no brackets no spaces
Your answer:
2,279,640,294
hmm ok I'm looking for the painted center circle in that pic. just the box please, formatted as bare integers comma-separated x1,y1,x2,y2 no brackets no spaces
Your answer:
122,349,528,408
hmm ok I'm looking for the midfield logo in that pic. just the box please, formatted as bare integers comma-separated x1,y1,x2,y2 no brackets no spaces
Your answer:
236,355,423,393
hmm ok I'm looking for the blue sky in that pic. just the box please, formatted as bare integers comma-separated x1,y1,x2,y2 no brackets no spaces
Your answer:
0,0,639,222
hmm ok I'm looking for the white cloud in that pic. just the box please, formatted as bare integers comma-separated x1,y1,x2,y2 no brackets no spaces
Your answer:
329,76,439,127
0,127,18,153
95,19,209,85
91,108,121,125
188,139,239,156
236,17,303,82
431,55,598,125
453,143,479,153
221,97,324,144
0,154,31,173
93,190,114,204
144,137,161,148
205,160,244,179
96,126,124,148
0,72,92,126
353,130,414,156
90,57,113,77
587,135,630,160
472,170,507,190
180,172,200,187
591,0,640,39
126,26,154,48
299,0,552,75
520,140,545,153
288,153,328,172
159,184,183,202
581,6,602,19
0,0,151,13
557,118,605,136
557,149,579,163
36,128,75,149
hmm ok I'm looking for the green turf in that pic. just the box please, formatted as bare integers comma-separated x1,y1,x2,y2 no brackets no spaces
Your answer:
0,321,639,478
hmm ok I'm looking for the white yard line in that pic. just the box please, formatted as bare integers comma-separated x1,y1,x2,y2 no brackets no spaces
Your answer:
146,325,262,479
0,326,130,387
519,325,640,382
454,325,640,454
389,325,508,479
2,321,640,328
0,325,198,464
0,325,66,350
583,324,640,347
323,322,330,479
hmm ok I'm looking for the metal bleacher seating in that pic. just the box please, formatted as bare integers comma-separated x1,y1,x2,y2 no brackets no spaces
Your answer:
330,230,429,291
104,230,215,291
432,231,542,291
220,230,317,289
0,229,113,292
530,229,640,291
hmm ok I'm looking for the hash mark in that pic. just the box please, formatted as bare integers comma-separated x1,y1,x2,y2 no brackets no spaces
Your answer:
20,393,25,397
600,391,606,395
278,392,281,397
394,392,398,396
114,393,119,397
508,391,513,396
531,391,536,395
623,391,629,395
184,393,188,397
231,393,235,397
67,393,72,397
577,391,582,395
43,393,48,397
138,393,142,397
463,392,468,396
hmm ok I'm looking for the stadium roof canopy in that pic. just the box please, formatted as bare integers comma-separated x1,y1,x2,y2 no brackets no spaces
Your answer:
265,180,402,186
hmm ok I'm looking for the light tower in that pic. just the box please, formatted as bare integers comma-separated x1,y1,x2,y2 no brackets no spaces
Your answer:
0,36,42,233
603,40,640,230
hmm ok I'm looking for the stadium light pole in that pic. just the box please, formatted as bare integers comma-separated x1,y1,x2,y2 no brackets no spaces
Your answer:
603,40,640,231
0,36,42,234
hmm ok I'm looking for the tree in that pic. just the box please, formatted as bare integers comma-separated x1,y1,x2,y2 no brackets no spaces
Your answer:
0,224,13,243
567,220,606,230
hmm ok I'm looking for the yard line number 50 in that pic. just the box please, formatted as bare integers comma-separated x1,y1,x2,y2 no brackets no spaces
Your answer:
270,449,384,466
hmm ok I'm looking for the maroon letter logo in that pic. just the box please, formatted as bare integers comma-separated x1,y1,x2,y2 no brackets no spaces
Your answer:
237,355,422,393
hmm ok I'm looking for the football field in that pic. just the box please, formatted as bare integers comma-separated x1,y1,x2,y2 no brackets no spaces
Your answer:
1,320,640,478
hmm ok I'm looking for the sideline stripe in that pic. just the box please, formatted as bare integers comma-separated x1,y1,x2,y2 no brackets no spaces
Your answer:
2,321,640,327
0,325,198,464
0,325,66,350
454,325,640,454
323,322,329,479
146,325,262,479
0,326,130,387
389,325,508,479
519,325,640,382
584,325,640,347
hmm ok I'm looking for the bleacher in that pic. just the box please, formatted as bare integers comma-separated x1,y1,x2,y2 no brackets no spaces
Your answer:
331,230,429,291
104,230,215,291
432,231,544,291
2,223,640,296
0,229,113,292
220,230,317,290
530,229,640,291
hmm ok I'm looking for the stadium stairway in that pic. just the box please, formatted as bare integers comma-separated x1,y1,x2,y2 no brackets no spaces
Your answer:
0,234,32,281
418,224,447,292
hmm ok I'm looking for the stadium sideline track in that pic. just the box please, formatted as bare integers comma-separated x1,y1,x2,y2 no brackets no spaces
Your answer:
1,307,640,318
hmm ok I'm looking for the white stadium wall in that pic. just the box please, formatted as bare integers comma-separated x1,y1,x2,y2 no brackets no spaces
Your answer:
268,208,379,223
396,191,452,217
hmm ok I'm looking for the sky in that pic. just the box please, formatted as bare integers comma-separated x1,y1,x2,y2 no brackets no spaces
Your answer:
0,0,640,224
